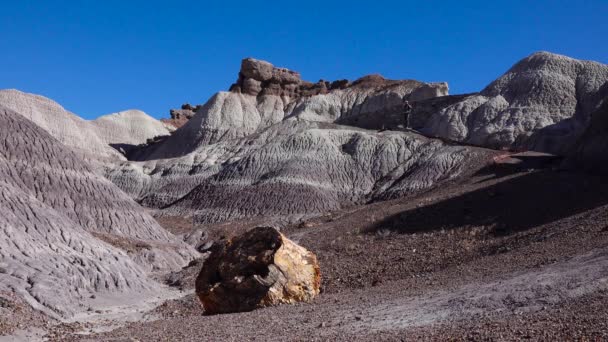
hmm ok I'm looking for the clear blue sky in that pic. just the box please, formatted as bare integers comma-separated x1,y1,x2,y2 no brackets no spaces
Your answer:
1,0,607,119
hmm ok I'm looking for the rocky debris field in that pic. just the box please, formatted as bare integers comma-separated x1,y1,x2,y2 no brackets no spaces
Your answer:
53,152,608,340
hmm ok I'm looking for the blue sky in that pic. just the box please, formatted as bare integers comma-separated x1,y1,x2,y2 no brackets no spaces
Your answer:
1,0,607,119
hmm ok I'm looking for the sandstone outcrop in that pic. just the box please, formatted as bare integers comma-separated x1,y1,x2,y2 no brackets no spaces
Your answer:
231,58,303,97
195,227,320,314
162,104,201,129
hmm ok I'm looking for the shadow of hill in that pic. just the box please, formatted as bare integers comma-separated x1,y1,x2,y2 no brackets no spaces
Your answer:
370,166,608,236
474,153,563,181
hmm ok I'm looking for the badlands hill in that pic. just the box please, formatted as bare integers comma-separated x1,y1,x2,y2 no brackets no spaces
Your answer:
0,51,607,340
106,52,608,225
105,59,476,224
0,105,195,319
148,52,608,157
0,89,172,162
565,95,608,170
413,52,608,153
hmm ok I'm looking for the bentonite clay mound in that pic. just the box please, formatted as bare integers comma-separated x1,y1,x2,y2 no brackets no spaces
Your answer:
195,227,320,314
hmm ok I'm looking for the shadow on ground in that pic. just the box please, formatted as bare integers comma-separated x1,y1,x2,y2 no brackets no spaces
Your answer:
370,160,608,236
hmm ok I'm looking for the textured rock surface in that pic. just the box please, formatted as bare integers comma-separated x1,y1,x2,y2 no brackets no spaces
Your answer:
564,96,608,170
91,109,171,146
105,53,608,225
195,227,320,314
162,104,201,129
5,51,608,333
143,59,448,159
0,106,195,317
150,53,608,157
0,89,121,159
0,89,174,161
107,119,478,224
290,77,447,128
415,52,608,153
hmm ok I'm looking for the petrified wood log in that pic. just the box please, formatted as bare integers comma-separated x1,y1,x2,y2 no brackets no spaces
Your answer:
195,227,321,314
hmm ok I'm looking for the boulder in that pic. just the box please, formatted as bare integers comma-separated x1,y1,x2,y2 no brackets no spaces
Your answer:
241,58,275,81
195,227,321,314
234,58,303,97
163,105,199,129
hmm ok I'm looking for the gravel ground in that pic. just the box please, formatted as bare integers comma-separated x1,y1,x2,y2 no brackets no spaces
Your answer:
7,153,608,341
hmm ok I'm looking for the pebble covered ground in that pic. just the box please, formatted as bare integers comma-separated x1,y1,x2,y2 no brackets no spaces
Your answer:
6,155,608,341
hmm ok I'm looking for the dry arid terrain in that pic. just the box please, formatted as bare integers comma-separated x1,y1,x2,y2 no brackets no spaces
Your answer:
52,152,608,341
1,52,608,341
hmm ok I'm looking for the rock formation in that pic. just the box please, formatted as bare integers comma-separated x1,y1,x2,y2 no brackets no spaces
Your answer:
161,104,201,129
98,58,482,224
101,53,608,225
106,119,478,224
0,89,121,159
151,52,608,158
91,109,171,146
230,58,303,97
563,95,608,170
3,51,608,324
412,52,608,153
195,227,320,314
0,105,195,317
0,89,174,161
139,58,448,159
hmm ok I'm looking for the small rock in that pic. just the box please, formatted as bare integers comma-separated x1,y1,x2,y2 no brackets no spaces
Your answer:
0,297,12,308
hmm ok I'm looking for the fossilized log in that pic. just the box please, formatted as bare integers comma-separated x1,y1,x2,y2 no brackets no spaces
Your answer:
195,227,321,314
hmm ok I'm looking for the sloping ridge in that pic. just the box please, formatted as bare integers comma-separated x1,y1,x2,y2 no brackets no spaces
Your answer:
91,109,171,146
108,119,483,224
564,92,608,170
140,59,449,160
0,89,120,159
0,105,194,318
413,51,608,153
0,89,171,161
